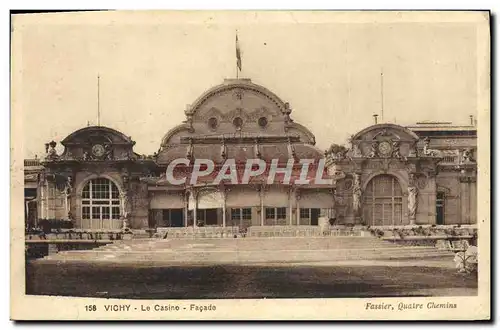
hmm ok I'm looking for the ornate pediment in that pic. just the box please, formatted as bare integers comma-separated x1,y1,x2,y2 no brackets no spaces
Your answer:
349,125,420,160
46,126,136,163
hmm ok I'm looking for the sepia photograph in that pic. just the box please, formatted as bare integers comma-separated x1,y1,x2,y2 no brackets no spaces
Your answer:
10,10,490,320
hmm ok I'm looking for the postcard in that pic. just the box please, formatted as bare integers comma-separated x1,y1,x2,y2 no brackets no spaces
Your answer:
10,10,490,320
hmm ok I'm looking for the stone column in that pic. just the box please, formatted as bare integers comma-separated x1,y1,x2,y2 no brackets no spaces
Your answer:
408,186,418,225
40,182,45,220
45,182,51,219
120,190,130,229
352,173,362,222
184,190,189,227
193,189,198,228
289,186,294,226
295,189,300,226
222,188,226,228
25,201,29,227
470,177,477,224
460,176,470,224
260,186,264,226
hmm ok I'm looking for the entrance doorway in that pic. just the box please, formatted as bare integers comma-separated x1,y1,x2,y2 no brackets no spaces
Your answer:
363,175,403,226
195,208,220,226
436,192,445,225
161,208,184,227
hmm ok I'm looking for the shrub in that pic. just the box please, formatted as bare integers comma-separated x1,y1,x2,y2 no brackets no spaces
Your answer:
454,246,478,274
37,218,74,233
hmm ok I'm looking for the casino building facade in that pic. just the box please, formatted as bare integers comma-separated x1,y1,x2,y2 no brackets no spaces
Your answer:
23,79,478,231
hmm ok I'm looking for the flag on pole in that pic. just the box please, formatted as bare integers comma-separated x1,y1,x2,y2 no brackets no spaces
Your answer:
236,33,242,72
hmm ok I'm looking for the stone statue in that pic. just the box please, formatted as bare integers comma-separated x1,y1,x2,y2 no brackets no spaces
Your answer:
352,143,362,157
45,141,58,160
120,190,130,229
186,139,194,160
368,142,378,158
408,185,418,220
284,102,292,123
326,144,347,160
104,143,113,160
461,149,474,163
346,136,356,156
422,138,440,157
64,176,73,195
120,190,129,219
83,151,90,161
352,174,362,214
408,141,418,157
392,141,402,159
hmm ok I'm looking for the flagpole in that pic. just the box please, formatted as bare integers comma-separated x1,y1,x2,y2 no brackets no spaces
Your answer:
97,74,101,126
380,69,384,123
235,30,242,79
236,30,239,79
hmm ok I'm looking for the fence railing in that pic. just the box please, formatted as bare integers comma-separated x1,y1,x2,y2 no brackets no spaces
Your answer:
24,159,41,167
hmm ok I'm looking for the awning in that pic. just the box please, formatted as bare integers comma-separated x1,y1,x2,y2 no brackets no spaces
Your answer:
299,190,334,208
190,189,224,210
150,192,185,209
226,187,260,207
263,186,290,207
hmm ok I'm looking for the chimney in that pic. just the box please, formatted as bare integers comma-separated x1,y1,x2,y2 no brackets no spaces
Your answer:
373,114,379,124
469,115,474,126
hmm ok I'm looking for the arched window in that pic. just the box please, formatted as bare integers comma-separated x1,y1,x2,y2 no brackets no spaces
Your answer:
81,178,121,227
363,175,403,226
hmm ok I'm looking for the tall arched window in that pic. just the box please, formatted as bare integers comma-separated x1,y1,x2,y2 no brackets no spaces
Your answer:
363,175,403,226
81,178,121,228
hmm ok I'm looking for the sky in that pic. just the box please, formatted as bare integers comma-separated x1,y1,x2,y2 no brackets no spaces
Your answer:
13,11,482,158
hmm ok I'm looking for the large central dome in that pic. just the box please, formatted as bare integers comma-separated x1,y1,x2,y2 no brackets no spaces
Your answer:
160,79,316,148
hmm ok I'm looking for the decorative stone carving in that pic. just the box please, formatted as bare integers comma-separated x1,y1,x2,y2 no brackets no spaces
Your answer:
287,136,297,159
45,141,58,161
368,142,378,158
408,185,418,221
416,175,428,190
220,138,227,160
461,148,474,163
250,107,272,121
120,190,130,226
24,174,39,181
65,176,73,194
104,143,113,160
408,173,416,186
119,150,132,160
253,139,262,158
325,143,348,160
352,143,362,157
391,141,402,159
284,102,293,124
352,173,362,215
381,158,391,172
337,177,353,192
422,138,441,157
233,89,244,100
408,141,418,157
186,138,194,160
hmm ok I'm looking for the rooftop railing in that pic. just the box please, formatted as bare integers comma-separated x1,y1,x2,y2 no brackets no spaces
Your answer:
24,159,41,167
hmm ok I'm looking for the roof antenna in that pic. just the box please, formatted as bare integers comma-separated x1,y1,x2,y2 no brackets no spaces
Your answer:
380,69,384,123
97,74,101,126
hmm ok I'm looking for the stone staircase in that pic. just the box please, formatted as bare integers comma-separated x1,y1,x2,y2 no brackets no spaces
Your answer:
42,236,455,265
